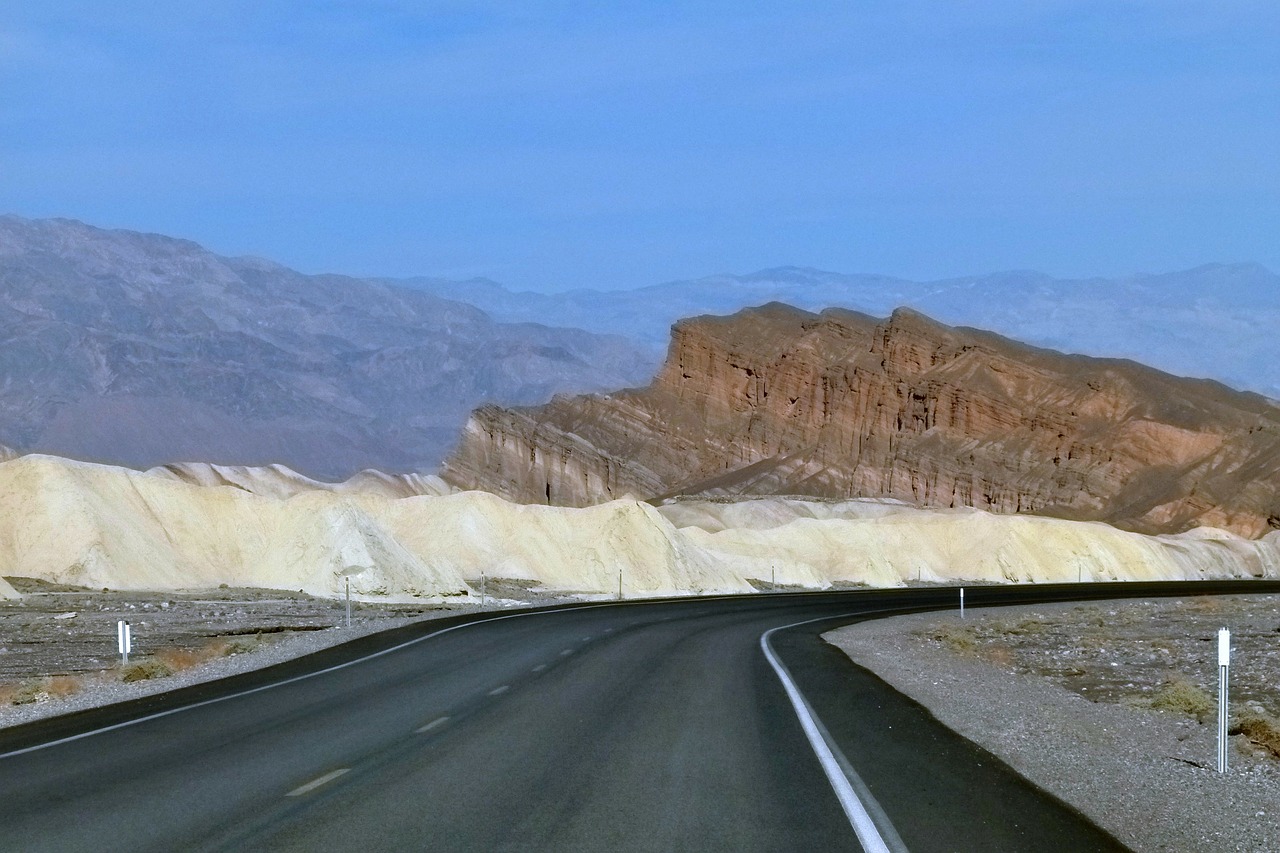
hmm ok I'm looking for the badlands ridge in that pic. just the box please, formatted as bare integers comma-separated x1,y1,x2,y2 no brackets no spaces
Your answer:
0,452,1278,602
445,304,1280,537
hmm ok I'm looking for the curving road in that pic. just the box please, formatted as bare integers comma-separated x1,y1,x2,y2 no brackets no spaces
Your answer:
2,581,1275,852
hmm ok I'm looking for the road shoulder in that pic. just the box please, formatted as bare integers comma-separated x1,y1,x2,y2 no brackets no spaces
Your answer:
825,604,1280,853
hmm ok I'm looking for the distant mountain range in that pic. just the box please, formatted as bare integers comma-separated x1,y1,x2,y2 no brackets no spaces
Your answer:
405,262,1280,399
3,213,1275,483
0,216,657,478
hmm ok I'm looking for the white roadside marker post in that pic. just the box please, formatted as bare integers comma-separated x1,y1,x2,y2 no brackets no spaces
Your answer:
960,587,965,619
117,620,131,665
337,566,366,628
481,571,487,606
1218,627,1231,773
618,566,623,601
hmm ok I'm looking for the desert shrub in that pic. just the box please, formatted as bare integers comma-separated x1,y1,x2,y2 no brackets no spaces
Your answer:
1187,596,1222,614
7,680,46,706
43,675,83,699
1231,712,1280,758
925,623,979,654
221,636,261,656
0,675,83,705
154,646,216,672
980,644,1016,667
1003,618,1048,636
120,659,175,683
1150,675,1216,723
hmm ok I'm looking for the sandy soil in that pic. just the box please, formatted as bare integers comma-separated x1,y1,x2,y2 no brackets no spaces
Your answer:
827,594,1280,853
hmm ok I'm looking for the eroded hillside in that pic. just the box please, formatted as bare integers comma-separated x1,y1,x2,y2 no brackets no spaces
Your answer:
443,303,1280,536
2,454,1279,602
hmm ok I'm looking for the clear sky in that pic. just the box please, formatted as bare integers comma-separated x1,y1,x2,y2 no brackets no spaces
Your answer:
3,2,1277,291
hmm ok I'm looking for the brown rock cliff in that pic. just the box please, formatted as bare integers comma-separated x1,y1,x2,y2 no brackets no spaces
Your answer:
442,304,1280,536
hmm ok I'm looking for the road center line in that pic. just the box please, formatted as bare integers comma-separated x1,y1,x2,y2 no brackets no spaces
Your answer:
559,648,573,656
0,592,919,762
531,664,547,672
415,716,449,733
761,617,908,853
286,768,349,797
0,598,664,761
487,685,510,696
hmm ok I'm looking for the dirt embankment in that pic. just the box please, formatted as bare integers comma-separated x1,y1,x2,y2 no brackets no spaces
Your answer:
827,594,1280,853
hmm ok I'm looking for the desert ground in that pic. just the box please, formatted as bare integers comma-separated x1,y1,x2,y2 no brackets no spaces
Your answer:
0,576,576,727
829,594,1280,853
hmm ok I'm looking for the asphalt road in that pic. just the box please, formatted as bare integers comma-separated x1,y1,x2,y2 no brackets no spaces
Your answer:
2,581,1277,852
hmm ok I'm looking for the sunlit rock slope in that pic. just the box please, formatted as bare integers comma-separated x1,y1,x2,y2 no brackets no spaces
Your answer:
444,304,1280,538
148,462,453,500
0,454,1278,601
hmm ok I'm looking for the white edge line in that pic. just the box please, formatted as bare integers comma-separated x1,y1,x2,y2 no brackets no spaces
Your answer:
761,616,908,853
1,594,896,765
415,716,449,733
286,767,349,797
0,599,644,761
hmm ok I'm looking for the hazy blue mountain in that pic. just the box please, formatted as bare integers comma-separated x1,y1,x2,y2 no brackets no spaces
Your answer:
405,262,1280,398
0,216,658,478
4,212,1272,480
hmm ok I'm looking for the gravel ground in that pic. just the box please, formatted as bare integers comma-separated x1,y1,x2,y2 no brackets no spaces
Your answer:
826,595,1280,853
0,577,580,731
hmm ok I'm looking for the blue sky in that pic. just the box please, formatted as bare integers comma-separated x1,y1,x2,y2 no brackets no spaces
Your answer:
2,2,1277,290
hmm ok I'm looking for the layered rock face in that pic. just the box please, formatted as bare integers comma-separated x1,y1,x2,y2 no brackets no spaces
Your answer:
442,303,1280,537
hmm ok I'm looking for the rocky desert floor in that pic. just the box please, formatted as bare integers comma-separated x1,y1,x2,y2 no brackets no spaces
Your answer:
828,593,1280,853
0,576,579,729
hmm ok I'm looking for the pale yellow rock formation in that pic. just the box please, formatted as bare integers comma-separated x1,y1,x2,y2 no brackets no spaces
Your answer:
0,454,1277,601
655,497,919,533
358,491,751,597
673,503,1280,587
147,462,452,500
0,456,466,599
